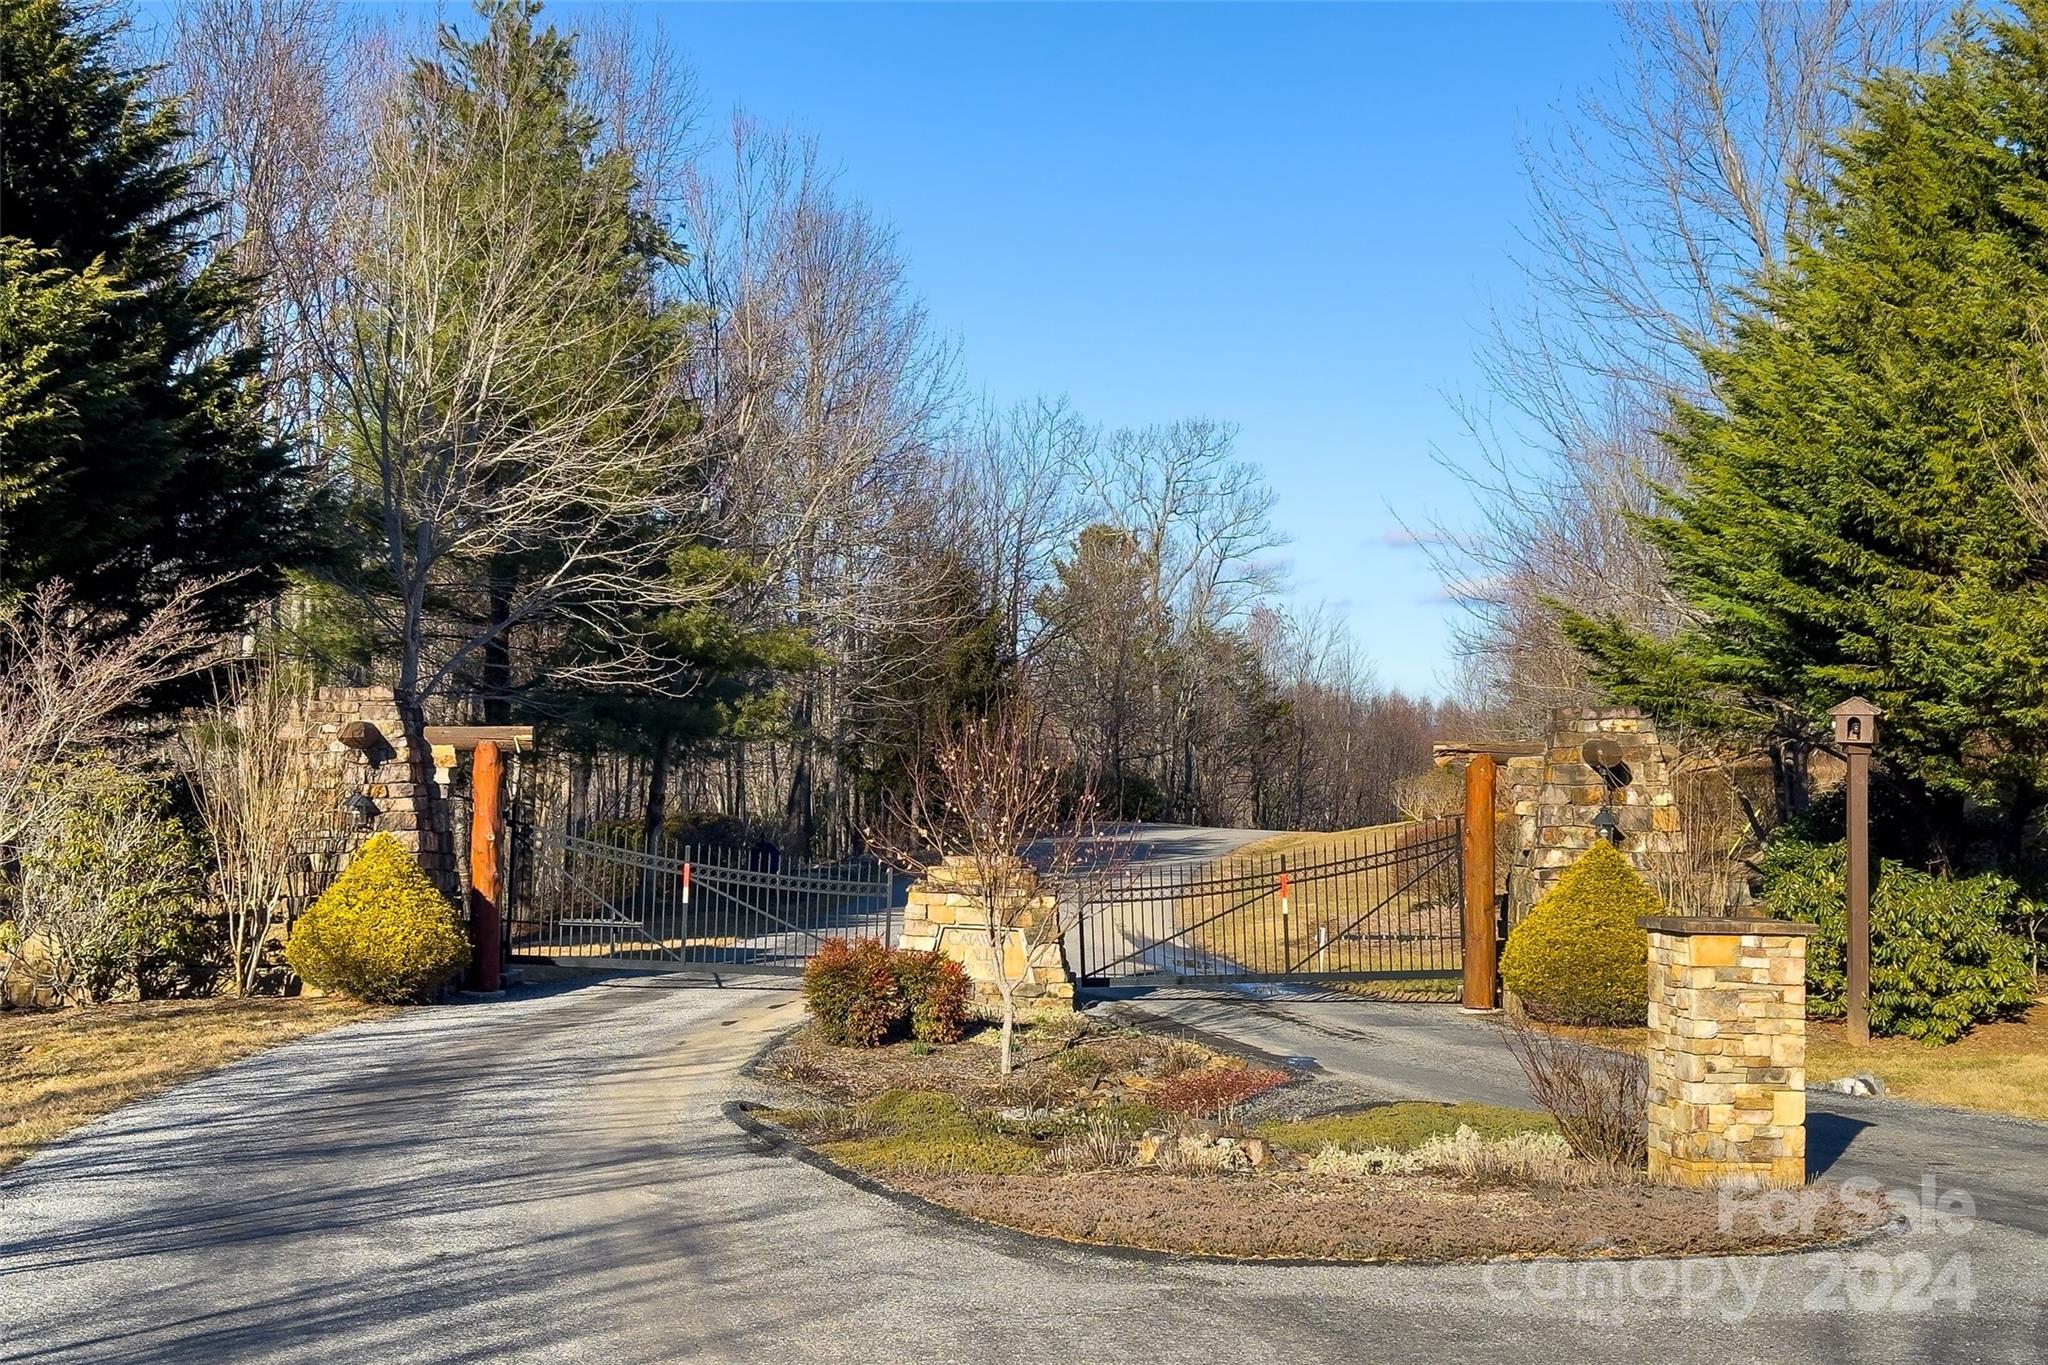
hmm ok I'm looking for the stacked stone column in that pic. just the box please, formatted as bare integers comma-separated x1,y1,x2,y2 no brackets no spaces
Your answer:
279,687,456,893
1640,914,1816,1189
898,856,1075,1014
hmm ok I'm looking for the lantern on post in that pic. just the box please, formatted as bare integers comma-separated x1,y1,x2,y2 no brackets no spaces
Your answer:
1829,697,1881,1046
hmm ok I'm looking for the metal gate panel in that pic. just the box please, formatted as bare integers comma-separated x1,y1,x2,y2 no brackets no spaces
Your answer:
507,829,903,975
1075,818,1464,993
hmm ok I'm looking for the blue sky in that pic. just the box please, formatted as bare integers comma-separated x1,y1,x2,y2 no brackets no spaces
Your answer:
601,2,1625,697
360,2,1620,694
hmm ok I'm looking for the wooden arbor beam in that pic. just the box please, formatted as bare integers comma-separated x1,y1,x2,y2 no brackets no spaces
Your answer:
424,724,536,752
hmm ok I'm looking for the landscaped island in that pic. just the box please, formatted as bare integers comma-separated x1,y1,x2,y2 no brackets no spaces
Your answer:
742,1016,1891,1263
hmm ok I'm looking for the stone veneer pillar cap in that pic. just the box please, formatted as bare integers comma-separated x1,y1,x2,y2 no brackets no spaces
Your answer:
1637,914,1818,937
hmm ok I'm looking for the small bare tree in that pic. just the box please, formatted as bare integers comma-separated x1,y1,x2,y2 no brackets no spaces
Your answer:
0,582,222,852
181,661,355,995
869,710,1103,1077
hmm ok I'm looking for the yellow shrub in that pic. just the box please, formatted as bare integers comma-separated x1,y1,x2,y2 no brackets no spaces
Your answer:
1500,842,1654,1026
285,834,469,1003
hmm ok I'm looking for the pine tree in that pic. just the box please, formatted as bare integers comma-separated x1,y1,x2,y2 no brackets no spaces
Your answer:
0,0,307,631
1562,2,2048,861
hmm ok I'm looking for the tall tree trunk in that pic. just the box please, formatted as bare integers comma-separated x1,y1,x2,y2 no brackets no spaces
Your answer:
642,730,672,847
483,558,513,724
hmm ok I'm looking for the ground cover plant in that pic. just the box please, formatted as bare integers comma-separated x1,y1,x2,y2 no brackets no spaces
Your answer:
751,1014,1887,1262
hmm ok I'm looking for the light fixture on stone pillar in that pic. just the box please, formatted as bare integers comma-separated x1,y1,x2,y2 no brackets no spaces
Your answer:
1590,804,1622,846
345,792,380,828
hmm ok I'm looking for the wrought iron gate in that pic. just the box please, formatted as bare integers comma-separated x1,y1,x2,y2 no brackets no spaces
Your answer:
1074,817,1465,993
507,829,903,975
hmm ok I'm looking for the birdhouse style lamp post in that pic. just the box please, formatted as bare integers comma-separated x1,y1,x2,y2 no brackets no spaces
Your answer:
1830,697,1881,1046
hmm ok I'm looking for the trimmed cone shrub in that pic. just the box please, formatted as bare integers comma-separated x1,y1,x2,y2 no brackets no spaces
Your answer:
893,948,971,1045
802,938,904,1046
1500,842,1655,1026
284,833,469,1003
1760,838,2033,1044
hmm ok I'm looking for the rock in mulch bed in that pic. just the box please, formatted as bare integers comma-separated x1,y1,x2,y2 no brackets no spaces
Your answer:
883,1169,1893,1263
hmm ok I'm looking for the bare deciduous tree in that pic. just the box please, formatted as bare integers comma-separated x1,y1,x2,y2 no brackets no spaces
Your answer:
869,710,1103,1077
1437,1,1936,733
680,115,962,849
0,582,222,851
166,0,383,450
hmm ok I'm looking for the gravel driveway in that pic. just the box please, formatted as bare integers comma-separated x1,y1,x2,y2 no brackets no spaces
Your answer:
2,971,2043,1363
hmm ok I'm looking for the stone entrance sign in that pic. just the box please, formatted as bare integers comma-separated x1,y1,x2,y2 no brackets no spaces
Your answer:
899,856,1075,1014
1503,708,1683,915
1640,913,1816,1189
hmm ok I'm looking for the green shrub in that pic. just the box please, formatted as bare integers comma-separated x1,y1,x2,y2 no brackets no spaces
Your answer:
801,938,903,1046
1500,842,1654,1026
802,942,974,1047
1256,1102,1554,1154
4,758,214,1005
284,833,469,1003
1760,838,2033,1044
891,948,972,1044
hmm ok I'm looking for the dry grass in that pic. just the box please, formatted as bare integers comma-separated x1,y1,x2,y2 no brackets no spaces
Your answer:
1805,1007,2048,1120
1224,824,1413,863
888,1168,1888,1262
1534,1007,2048,1122
0,996,393,1171
1181,822,1463,997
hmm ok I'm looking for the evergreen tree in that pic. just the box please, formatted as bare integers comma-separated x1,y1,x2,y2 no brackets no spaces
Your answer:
0,0,306,630
1562,2,2048,861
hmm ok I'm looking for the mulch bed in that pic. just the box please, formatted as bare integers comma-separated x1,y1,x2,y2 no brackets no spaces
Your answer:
883,1169,1892,1262
752,1018,1893,1263
760,1018,1248,1113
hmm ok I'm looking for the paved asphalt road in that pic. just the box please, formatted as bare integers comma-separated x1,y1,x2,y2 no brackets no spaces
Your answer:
0,821,2041,1363
4,977,2042,1364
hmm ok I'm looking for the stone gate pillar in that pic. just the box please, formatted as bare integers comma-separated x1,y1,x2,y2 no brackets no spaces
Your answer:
898,856,1075,1014
1640,914,1816,1189
281,687,456,894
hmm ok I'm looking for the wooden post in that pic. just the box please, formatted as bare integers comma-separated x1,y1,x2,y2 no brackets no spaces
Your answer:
469,740,504,993
1461,753,1499,1011
1830,696,1880,1047
1844,741,1871,1046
